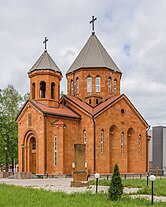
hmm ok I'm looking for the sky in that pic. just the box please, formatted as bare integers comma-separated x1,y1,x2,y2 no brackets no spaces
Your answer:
0,0,166,128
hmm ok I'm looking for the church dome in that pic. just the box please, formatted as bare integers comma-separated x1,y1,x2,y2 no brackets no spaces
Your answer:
29,50,61,74
66,33,121,74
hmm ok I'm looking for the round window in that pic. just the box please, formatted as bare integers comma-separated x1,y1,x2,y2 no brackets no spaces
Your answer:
121,109,125,115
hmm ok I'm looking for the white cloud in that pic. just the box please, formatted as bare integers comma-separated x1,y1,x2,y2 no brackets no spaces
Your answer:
0,0,166,127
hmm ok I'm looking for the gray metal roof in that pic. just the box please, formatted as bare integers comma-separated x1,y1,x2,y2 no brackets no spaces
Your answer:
66,34,121,74
29,51,61,73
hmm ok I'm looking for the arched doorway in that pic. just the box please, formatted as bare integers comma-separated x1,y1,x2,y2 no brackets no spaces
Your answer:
109,125,118,172
30,137,36,174
127,128,134,173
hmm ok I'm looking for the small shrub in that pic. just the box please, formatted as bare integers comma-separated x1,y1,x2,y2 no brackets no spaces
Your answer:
108,163,123,201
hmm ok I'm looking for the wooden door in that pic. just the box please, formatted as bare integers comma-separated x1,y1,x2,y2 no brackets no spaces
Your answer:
32,152,36,174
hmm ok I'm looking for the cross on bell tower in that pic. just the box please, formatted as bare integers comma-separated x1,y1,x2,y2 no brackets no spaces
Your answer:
43,37,48,51
90,16,97,35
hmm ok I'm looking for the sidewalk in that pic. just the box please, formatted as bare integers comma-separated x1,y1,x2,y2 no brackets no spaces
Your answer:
0,178,138,194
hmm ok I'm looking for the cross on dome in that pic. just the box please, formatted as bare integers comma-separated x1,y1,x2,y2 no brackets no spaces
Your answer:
90,16,97,35
43,37,48,51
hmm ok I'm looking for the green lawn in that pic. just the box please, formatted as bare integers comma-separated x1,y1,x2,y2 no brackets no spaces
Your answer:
0,184,165,207
90,178,166,196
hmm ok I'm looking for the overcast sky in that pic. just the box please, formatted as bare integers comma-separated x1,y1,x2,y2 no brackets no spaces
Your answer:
0,0,166,128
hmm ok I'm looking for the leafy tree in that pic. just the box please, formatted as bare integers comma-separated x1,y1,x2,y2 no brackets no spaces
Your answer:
0,85,27,171
108,163,123,201
20,92,30,106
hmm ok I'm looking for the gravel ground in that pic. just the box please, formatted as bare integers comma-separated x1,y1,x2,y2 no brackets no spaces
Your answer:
0,178,165,202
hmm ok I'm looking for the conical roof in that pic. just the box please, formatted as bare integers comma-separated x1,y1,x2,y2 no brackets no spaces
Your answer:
29,50,61,73
66,34,121,74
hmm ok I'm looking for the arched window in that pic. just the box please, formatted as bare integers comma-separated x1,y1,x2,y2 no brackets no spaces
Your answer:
54,136,57,166
96,99,99,105
51,82,55,99
76,78,79,94
96,76,100,92
89,99,91,105
71,80,74,96
100,129,104,153
113,79,117,96
32,82,35,99
40,81,46,98
83,130,86,144
138,134,141,157
108,77,111,94
121,132,124,154
87,76,92,93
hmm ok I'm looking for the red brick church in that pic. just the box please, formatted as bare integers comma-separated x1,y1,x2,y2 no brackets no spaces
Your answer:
16,24,150,176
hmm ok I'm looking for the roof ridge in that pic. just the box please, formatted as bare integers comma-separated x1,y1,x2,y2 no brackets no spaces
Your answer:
34,52,45,69
47,52,51,68
95,35,105,67
81,35,92,67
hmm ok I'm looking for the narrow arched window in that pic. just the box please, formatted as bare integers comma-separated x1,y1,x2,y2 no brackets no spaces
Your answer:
114,79,117,96
32,82,35,99
96,76,100,92
40,81,46,98
76,78,79,94
108,77,111,94
138,134,141,157
51,82,55,99
87,76,92,93
100,129,104,153
32,137,36,150
28,113,32,127
54,136,57,166
83,130,86,144
71,80,74,96
121,132,124,154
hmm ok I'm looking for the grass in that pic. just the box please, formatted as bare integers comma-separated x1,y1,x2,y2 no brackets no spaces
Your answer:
90,178,148,188
0,184,165,207
90,178,166,196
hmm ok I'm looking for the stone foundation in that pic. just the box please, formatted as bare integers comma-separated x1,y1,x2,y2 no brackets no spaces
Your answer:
71,171,89,187
71,180,89,187
14,172,32,179
0,172,10,178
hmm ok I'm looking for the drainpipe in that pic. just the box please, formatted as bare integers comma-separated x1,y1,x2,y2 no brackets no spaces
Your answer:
44,114,47,175
146,126,150,172
92,116,96,173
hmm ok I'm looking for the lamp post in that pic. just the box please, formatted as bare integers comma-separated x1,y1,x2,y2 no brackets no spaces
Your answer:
4,147,8,172
21,144,24,172
95,173,100,193
149,175,156,205
146,172,149,186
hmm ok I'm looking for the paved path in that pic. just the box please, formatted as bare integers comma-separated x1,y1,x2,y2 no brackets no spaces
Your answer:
0,178,165,202
0,178,138,194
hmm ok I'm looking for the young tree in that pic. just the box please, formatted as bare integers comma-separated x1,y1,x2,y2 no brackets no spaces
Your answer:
108,163,123,201
0,85,24,171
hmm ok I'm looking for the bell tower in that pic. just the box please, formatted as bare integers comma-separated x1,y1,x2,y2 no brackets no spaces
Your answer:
28,38,62,107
